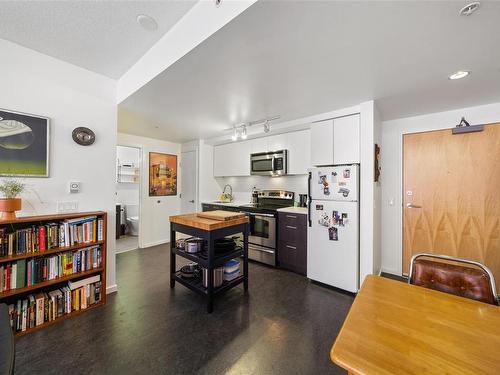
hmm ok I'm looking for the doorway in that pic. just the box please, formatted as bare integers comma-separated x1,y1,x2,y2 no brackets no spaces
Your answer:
402,124,500,288
116,145,142,253
181,150,197,213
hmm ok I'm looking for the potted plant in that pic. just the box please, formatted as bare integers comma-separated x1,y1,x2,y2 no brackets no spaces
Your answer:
0,179,25,220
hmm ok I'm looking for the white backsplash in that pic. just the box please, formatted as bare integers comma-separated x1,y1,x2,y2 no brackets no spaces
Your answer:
214,175,308,203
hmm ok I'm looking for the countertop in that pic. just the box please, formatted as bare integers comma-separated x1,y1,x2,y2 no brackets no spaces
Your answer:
276,207,308,215
169,213,249,231
201,201,249,207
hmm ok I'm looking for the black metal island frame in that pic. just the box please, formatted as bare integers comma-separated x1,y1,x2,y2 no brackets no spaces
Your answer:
169,213,249,313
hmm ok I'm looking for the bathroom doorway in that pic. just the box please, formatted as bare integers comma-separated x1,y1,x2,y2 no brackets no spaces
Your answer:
116,145,141,253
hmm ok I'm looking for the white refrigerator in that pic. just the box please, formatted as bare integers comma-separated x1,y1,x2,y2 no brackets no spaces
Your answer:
307,165,359,293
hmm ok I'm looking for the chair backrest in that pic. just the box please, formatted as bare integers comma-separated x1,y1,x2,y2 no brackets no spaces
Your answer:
409,253,499,306
0,303,15,375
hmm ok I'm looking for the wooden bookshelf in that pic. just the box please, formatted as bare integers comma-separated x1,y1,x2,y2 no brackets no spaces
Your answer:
15,301,104,337
0,241,104,264
0,268,103,299
0,211,107,335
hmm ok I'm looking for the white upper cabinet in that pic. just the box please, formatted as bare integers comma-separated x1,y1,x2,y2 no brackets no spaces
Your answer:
286,130,310,175
310,119,334,166
213,129,312,177
213,141,251,177
310,115,360,166
333,114,360,164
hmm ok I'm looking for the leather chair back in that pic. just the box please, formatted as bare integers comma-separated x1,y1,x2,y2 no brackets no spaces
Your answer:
409,253,498,306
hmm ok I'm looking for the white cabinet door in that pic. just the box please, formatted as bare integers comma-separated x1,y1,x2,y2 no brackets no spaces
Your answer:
287,130,311,174
333,114,360,164
213,141,251,177
267,134,287,152
247,137,268,154
310,119,334,166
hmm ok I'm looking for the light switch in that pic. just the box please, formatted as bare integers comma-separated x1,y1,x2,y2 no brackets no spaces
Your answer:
389,198,395,206
69,181,81,193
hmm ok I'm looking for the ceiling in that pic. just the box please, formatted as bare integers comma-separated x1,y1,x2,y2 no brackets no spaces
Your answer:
0,0,196,78
119,1,500,143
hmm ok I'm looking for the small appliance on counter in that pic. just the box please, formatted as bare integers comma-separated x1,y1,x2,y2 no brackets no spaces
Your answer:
299,194,308,208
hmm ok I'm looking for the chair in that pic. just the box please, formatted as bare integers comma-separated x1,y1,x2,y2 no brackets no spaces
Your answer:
0,303,15,375
408,253,499,306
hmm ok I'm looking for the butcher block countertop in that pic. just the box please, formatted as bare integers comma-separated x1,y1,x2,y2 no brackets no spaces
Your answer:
169,213,249,231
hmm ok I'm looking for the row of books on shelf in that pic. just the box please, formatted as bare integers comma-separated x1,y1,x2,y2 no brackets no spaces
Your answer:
6,275,102,333
0,216,104,257
0,245,102,293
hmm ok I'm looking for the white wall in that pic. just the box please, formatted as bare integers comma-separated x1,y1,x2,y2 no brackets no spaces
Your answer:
211,175,308,204
117,133,181,247
359,101,380,284
380,102,500,275
0,39,118,292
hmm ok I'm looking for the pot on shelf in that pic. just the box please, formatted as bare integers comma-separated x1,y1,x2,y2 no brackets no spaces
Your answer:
0,198,21,220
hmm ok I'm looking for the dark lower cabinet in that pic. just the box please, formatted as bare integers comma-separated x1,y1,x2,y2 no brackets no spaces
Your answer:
277,212,307,275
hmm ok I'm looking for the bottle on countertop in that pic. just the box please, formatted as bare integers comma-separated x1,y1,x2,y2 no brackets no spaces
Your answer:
251,187,259,204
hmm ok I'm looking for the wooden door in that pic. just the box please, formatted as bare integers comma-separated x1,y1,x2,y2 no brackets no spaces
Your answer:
403,124,500,289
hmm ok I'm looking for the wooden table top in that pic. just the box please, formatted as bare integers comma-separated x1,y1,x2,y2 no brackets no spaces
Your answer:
169,213,248,231
330,275,500,375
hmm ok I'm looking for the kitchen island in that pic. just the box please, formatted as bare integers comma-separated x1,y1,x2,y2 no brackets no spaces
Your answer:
169,213,249,313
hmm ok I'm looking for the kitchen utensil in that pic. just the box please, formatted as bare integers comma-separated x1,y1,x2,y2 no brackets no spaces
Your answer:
185,238,205,253
251,187,259,204
299,194,308,208
175,237,192,250
202,267,224,288
180,263,200,279
214,238,236,254
197,211,246,221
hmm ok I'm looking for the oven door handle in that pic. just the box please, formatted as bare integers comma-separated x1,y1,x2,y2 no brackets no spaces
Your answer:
241,212,275,218
249,245,275,254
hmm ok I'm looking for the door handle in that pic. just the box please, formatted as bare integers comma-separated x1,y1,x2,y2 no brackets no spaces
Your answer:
406,203,422,208
189,200,195,203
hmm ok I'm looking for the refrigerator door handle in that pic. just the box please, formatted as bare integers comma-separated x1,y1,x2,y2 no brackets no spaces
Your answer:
308,171,312,227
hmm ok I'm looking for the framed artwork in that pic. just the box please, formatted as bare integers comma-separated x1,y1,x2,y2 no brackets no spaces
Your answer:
149,152,177,196
0,108,50,177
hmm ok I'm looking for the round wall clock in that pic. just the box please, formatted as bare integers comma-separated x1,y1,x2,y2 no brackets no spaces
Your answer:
72,127,95,146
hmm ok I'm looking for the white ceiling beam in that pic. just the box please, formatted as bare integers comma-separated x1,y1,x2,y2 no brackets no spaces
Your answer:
117,0,257,104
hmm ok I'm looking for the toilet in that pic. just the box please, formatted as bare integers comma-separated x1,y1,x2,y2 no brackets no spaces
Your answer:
125,204,139,236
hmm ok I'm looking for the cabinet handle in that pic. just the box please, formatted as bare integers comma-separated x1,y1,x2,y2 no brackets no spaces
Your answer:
286,225,297,229
286,215,297,219
286,245,297,250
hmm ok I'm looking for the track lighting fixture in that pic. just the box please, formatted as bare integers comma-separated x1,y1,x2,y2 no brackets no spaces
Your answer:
225,115,280,141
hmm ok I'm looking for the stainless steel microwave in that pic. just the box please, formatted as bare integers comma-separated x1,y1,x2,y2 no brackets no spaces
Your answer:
250,150,288,176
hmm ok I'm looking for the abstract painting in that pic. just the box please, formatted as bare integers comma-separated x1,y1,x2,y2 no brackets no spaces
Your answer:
149,152,177,196
0,109,49,177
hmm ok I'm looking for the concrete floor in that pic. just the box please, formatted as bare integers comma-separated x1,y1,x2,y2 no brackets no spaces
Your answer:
115,235,139,254
15,244,353,374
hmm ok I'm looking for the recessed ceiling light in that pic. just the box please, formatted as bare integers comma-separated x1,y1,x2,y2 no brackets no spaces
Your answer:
459,2,480,16
137,14,158,31
448,70,470,80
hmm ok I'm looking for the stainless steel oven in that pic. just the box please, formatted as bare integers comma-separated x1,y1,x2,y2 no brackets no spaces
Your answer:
250,150,288,176
239,211,277,266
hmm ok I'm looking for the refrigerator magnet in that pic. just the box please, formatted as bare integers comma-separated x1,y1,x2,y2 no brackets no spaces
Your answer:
343,169,351,178
338,187,350,197
341,213,348,226
329,227,338,241
319,212,330,227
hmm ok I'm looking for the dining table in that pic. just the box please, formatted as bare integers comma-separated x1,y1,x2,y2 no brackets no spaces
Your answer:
330,275,500,374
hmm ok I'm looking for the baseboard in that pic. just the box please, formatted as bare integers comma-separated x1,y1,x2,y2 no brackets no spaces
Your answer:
142,239,169,248
106,284,118,294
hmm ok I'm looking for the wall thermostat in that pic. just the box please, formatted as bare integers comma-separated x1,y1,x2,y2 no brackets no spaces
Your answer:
70,181,81,193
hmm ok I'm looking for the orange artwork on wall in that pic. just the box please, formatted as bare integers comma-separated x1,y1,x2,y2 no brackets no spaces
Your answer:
149,152,177,196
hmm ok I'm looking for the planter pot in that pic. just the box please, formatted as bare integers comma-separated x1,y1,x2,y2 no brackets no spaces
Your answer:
0,198,22,220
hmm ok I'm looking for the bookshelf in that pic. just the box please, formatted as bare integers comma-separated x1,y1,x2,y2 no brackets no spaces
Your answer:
0,211,107,336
